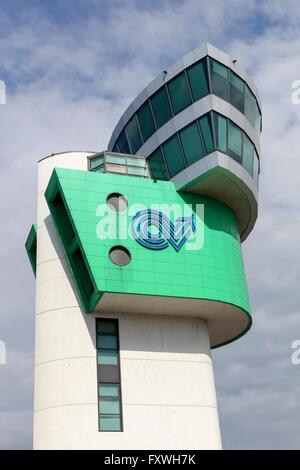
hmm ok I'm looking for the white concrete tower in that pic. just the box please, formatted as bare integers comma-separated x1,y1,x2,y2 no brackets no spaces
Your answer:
26,43,261,449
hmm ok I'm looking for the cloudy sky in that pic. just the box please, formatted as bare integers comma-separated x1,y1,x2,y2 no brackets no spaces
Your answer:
1,0,300,449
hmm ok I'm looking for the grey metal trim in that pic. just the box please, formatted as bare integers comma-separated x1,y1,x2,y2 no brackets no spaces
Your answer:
170,150,258,241
136,97,260,158
38,150,97,163
108,42,261,151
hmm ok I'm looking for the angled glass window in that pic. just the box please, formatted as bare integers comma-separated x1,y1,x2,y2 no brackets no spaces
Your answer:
229,71,244,114
210,59,228,101
228,121,242,162
253,150,259,186
148,148,168,180
243,134,254,176
244,85,256,128
187,59,209,101
125,115,142,154
90,155,104,170
162,135,186,177
214,113,227,152
137,100,156,142
199,113,215,154
150,86,173,128
167,72,192,114
179,122,205,165
254,101,261,135
117,129,130,154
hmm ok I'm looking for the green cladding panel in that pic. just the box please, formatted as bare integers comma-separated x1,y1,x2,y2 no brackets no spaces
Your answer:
25,224,37,276
45,168,251,335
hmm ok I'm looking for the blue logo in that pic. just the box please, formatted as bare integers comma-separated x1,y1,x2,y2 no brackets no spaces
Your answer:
130,209,196,251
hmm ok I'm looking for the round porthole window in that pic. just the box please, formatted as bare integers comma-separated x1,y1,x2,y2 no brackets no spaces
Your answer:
109,246,131,266
106,193,127,212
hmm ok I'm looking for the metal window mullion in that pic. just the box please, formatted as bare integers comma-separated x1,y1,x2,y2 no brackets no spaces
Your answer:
164,84,175,118
148,98,158,131
160,144,171,180
206,56,213,94
177,130,189,168
183,69,194,104
135,113,144,149
195,118,209,158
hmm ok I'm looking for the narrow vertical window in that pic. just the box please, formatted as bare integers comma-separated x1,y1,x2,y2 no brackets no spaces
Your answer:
97,318,123,432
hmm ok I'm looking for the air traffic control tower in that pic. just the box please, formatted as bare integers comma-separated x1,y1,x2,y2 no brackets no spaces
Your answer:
26,43,261,450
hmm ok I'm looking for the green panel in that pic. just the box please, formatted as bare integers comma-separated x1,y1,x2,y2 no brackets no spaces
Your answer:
137,101,156,142
214,113,227,152
229,71,244,114
167,72,192,114
99,415,121,431
125,115,142,153
162,135,186,177
228,121,242,162
210,59,228,101
179,122,205,165
150,87,172,128
187,59,209,101
100,398,120,414
98,350,118,365
45,168,251,348
116,129,130,154
25,224,37,277
99,383,119,397
148,148,168,180
199,114,215,154
243,134,254,176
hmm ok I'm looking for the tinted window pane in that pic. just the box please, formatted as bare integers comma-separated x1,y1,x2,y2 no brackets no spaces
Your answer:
98,349,118,365
99,415,121,431
199,114,215,154
151,87,173,128
125,115,142,153
97,334,117,349
244,85,256,128
90,155,104,170
214,113,227,152
97,320,117,334
210,59,228,101
162,135,186,177
100,398,120,414
168,72,192,114
99,383,119,397
148,148,168,180
243,134,254,176
137,101,156,142
254,101,261,135
187,59,209,101
229,71,244,113
253,150,259,186
228,121,242,161
117,130,130,154
179,122,205,165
